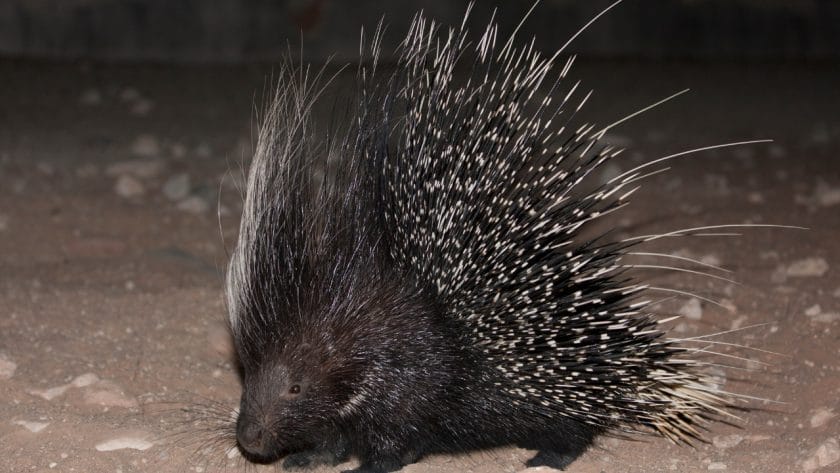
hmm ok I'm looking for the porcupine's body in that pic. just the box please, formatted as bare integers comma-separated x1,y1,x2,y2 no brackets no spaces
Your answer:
225,4,736,473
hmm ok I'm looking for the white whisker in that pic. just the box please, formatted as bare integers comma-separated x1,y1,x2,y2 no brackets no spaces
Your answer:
623,264,739,285
646,287,730,311
628,252,732,273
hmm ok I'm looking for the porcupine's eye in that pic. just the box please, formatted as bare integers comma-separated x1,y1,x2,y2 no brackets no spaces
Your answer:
289,384,301,395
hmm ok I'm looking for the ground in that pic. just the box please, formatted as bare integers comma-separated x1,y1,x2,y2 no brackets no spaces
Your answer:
0,58,838,473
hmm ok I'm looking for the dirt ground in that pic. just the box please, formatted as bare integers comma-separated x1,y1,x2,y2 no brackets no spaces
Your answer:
0,58,838,473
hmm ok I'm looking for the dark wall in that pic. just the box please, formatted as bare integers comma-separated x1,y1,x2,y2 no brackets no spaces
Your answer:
1,0,838,63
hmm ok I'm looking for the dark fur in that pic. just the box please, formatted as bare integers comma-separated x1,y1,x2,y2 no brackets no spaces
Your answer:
225,4,733,472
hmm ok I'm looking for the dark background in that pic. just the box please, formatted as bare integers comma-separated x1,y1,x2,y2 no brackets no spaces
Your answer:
1,2,839,473
1,0,839,62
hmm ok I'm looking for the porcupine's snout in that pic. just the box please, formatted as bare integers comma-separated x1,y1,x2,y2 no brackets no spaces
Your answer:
236,415,271,462
235,408,279,463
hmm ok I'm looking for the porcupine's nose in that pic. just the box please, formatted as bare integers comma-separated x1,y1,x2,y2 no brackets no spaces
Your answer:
236,416,272,460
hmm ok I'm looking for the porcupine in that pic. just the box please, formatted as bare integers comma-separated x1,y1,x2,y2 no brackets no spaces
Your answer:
224,2,767,472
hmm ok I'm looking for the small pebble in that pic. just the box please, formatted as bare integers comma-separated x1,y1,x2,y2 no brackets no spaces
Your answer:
130,98,155,116
0,353,16,379
768,144,786,158
713,434,744,449
177,195,210,214
747,192,764,204
163,173,191,201
602,133,633,147
195,142,212,158
678,298,703,320
802,438,840,472
707,462,727,470
599,162,622,184
84,382,139,408
803,304,840,323
733,147,754,160
29,385,69,401
809,125,830,144
171,143,188,158
700,254,722,267
13,420,49,433
37,162,55,175
810,408,836,428
131,134,161,157
79,88,102,105
95,433,154,452
114,174,145,198
75,163,99,178
814,182,840,207
106,158,164,179
805,304,822,317
787,257,829,277
71,372,100,388
120,87,141,102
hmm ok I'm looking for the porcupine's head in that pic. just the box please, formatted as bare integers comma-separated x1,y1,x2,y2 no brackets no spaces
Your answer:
222,60,405,461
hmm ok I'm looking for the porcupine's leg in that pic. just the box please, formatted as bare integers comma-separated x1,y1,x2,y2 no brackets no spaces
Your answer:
283,435,351,470
521,423,597,470
525,450,581,470
341,438,412,473
341,453,404,473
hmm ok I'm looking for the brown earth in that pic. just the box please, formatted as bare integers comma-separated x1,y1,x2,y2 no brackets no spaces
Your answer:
0,59,838,473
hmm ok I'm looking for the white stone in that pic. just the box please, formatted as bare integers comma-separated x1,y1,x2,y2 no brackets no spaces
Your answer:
810,408,836,428
0,353,16,379
163,173,191,201
815,182,840,207
13,420,49,433
71,372,100,388
130,134,161,158
106,158,164,179
79,88,102,105
120,87,141,102
787,257,829,277
29,385,69,401
802,438,840,472
177,196,210,214
95,434,154,452
114,174,145,198
805,304,822,317
83,380,139,408
130,99,155,116
712,434,744,449
679,298,703,320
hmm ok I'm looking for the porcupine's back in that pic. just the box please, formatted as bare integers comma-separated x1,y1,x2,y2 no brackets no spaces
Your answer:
372,10,730,444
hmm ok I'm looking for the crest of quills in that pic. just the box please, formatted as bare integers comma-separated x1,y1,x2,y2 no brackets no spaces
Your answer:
223,2,771,472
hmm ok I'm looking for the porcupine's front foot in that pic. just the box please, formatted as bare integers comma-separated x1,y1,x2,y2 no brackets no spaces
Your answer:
525,450,579,470
520,426,595,470
340,445,425,473
283,436,351,470
341,456,403,473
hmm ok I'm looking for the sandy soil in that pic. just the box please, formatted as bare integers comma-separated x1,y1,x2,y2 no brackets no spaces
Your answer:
0,59,838,473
